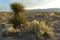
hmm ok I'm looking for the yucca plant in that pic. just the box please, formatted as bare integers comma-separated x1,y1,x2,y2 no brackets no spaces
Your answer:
10,14,26,28
10,2,24,14
10,2,26,28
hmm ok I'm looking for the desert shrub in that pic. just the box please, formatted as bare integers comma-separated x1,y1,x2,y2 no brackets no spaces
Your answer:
30,20,44,39
46,27,54,38
39,14,44,17
2,26,20,36
2,26,15,36
31,19,39,25
30,20,54,39
49,12,56,17
36,13,45,17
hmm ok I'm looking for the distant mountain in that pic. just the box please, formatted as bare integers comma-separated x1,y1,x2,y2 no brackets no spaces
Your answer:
0,8,60,12
25,8,60,12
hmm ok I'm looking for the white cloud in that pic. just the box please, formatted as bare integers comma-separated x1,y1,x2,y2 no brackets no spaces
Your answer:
39,0,60,9
25,0,60,9
9,0,51,9
23,0,52,9
0,0,60,11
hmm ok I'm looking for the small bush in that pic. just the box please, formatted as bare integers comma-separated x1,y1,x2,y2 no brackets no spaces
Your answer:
46,27,54,38
30,20,45,39
49,12,56,17
2,26,15,36
36,13,45,17
31,19,39,25
30,20,54,39
2,26,20,36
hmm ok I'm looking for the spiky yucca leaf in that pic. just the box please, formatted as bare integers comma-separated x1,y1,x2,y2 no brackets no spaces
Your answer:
10,2,24,14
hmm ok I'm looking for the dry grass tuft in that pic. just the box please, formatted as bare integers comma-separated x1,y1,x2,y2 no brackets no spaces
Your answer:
50,12,56,17
2,26,20,36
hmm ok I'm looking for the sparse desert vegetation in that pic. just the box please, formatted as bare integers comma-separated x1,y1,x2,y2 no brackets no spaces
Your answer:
0,2,60,40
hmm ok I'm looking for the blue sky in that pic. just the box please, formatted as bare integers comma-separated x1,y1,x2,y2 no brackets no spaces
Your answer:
0,0,10,11
0,0,60,11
